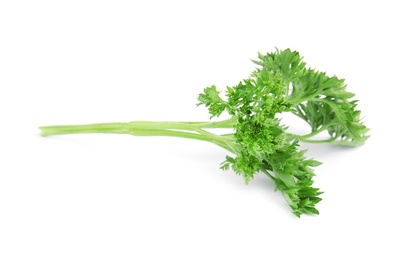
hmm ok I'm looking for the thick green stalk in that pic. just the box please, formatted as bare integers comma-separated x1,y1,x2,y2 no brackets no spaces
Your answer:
39,119,237,153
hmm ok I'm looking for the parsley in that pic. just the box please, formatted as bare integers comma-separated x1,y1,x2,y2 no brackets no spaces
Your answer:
40,48,369,217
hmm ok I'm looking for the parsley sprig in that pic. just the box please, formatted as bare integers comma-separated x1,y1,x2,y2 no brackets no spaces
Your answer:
40,48,369,217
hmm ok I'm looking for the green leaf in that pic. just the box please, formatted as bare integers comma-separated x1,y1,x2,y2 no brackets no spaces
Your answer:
197,85,227,118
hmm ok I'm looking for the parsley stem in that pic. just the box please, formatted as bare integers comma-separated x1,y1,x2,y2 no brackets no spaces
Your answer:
39,123,129,136
39,120,237,153
297,125,331,140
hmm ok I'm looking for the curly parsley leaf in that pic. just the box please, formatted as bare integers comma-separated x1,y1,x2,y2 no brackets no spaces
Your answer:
254,48,369,145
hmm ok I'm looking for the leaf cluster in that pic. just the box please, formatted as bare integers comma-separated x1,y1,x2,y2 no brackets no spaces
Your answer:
197,48,369,216
255,49,369,145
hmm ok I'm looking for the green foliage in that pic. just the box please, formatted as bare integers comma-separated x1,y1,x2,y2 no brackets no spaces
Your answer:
40,48,369,217
197,48,369,216
197,85,227,118
255,48,369,145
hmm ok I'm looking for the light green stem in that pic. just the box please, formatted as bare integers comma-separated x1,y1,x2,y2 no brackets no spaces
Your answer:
39,123,129,136
39,119,237,153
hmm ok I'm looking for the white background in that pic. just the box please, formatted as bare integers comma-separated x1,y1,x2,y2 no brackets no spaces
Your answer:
1,0,398,259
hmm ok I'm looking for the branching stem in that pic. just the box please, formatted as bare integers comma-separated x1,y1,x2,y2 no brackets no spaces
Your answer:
39,119,237,153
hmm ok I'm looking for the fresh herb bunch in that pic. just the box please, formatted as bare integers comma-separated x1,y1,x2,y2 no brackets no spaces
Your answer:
40,48,369,217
